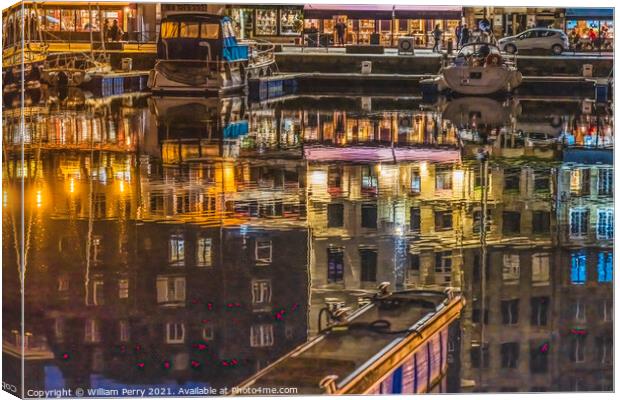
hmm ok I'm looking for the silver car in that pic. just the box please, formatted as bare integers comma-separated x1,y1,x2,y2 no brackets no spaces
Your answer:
498,28,570,55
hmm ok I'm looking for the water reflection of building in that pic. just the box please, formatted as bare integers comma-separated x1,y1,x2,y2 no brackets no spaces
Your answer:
2,93,613,393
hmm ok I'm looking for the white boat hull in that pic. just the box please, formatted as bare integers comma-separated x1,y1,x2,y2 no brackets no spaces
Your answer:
440,65,522,95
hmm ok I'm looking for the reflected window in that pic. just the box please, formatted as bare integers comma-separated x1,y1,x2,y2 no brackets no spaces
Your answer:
93,280,104,305
532,211,550,234
255,239,272,264
530,297,549,326
360,249,377,282
327,203,344,227
410,207,421,232
596,209,613,240
596,336,612,365
165,323,185,344
251,279,272,305
532,253,550,286
410,168,421,194
169,234,185,266
533,171,550,191
574,298,586,322
597,252,612,282
409,253,420,275
250,324,274,348
91,236,102,264
473,210,490,234
501,299,519,325
502,254,520,284
597,168,613,195
569,334,586,363
435,251,452,282
327,247,344,283
503,168,520,191
470,343,489,368
85,319,101,343
361,166,378,193
570,169,590,196
530,341,549,373
58,276,69,292
435,167,453,190
118,279,129,299
434,210,453,231
601,300,612,322
156,276,186,304
202,325,215,341
150,193,164,214
500,342,519,368
119,320,130,342
197,237,213,267
361,204,377,229
570,251,587,284
94,193,106,218
502,212,521,235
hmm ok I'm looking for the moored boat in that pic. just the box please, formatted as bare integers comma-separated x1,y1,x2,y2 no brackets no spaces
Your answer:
423,43,522,96
148,13,276,95
234,286,465,395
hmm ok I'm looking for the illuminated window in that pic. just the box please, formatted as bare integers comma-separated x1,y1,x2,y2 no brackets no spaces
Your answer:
410,168,421,194
570,169,590,196
502,254,520,284
250,324,274,348
361,166,378,192
255,239,272,264
165,323,185,344
435,167,452,190
597,252,612,282
569,208,588,238
251,279,271,305
169,234,185,266
93,280,104,305
85,319,101,343
570,251,587,284
156,276,186,304
531,253,550,286
196,237,213,267
161,21,179,38
596,209,613,239
118,279,129,299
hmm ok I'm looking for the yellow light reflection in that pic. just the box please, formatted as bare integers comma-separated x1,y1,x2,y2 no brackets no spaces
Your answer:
119,180,125,193
69,178,75,194
36,190,42,208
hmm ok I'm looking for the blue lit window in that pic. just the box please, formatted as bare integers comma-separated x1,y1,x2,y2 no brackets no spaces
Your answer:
597,252,612,283
571,251,587,284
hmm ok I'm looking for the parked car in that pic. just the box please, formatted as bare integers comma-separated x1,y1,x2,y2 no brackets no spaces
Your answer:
497,28,569,55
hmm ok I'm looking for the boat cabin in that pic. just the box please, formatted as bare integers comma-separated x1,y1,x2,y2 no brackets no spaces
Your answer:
453,43,504,67
157,14,248,63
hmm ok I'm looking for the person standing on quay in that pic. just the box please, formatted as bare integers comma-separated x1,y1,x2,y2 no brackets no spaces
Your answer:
455,21,463,49
335,19,346,46
432,24,442,52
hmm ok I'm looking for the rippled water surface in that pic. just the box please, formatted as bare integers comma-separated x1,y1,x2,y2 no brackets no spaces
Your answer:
2,88,613,393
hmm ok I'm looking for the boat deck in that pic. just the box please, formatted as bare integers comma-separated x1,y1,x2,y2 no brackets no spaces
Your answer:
237,290,460,394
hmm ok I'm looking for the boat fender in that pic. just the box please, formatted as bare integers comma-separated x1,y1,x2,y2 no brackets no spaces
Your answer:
485,53,502,67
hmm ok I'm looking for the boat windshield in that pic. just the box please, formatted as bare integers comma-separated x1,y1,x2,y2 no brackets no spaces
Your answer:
161,21,219,39
456,43,501,59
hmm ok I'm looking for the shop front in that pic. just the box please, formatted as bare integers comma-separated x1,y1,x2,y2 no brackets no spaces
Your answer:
565,8,613,50
302,4,462,48
227,5,303,43
35,1,137,42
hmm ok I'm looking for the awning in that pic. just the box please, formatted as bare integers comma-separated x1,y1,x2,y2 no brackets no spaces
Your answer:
303,5,463,20
303,4,394,20
565,8,614,20
394,5,462,19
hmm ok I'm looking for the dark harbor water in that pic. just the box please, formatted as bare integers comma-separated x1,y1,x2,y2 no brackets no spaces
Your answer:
2,88,613,394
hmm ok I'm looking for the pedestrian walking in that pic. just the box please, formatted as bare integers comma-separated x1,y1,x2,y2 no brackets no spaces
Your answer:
335,19,346,46
460,24,470,47
102,19,110,42
109,19,123,41
432,24,442,52
455,21,463,49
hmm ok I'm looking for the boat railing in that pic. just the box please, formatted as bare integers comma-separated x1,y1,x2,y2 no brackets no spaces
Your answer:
244,38,276,67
